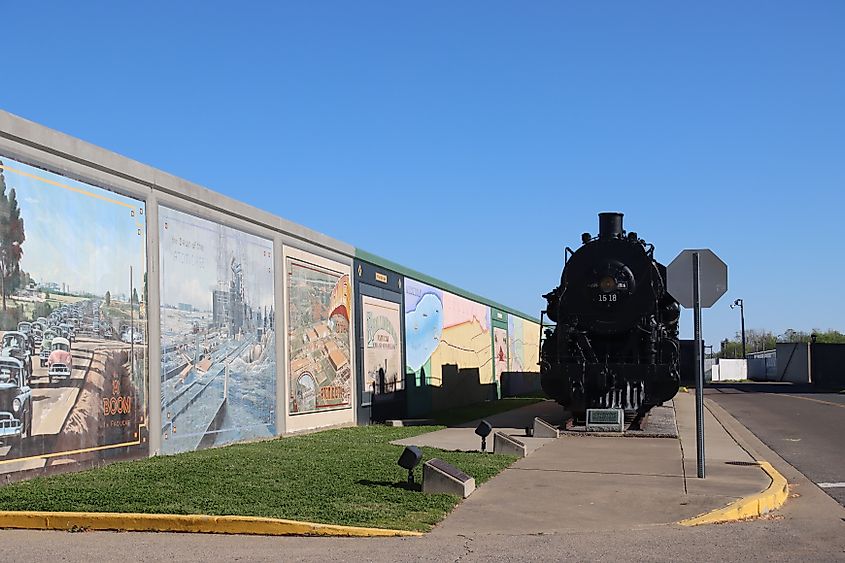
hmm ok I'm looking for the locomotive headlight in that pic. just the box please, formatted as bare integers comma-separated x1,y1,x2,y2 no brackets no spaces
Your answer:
599,276,617,293
12,398,21,413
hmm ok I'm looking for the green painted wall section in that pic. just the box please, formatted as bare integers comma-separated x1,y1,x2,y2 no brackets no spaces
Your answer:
355,248,539,324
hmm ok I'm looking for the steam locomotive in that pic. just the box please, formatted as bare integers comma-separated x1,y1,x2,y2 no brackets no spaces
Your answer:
540,213,680,418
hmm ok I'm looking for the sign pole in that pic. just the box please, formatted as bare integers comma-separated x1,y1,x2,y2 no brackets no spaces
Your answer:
693,251,705,478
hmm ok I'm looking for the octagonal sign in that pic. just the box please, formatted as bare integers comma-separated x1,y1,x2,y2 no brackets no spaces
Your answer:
666,249,728,309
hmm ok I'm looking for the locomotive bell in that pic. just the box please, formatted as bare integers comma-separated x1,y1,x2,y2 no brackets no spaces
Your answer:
598,212,624,239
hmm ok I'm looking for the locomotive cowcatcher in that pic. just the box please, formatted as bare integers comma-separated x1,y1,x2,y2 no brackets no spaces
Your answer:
540,212,680,419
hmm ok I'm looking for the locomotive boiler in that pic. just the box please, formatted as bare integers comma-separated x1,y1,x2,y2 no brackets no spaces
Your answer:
540,212,680,418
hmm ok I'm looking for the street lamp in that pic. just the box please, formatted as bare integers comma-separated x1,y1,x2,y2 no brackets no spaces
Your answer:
730,298,746,358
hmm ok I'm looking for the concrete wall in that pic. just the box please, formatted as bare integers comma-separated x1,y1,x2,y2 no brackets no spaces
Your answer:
775,343,810,384
710,359,747,382
0,109,540,482
807,343,845,389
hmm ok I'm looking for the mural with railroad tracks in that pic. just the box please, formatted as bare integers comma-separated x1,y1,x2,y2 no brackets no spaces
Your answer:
159,207,275,454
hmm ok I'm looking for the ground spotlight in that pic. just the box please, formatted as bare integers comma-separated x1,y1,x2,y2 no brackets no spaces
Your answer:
475,420,493,452
398,446,423,485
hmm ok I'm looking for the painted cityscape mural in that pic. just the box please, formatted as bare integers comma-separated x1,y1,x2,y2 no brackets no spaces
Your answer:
361,295,402,395
404,278,492,386
0,155,147,475
287,256,352,414
159,207,275,454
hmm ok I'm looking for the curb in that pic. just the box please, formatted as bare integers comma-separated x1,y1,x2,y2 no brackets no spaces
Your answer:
0,511,423,537
679,461,789,526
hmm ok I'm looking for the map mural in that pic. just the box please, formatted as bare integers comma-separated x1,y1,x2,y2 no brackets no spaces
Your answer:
362,295,402,396
159,207,275,454
0,155,147,475
404,278,492,386
287,256,352,414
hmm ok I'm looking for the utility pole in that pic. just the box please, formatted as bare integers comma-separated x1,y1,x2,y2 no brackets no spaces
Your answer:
731,299,746,358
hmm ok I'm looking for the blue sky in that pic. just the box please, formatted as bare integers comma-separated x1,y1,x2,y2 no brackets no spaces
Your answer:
1,2,843,348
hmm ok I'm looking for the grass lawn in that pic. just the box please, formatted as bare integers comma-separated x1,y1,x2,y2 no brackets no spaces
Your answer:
428,397,544,426
0,413,528,531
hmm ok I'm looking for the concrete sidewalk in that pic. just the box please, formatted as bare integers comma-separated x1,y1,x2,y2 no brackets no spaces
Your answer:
392,400,567,455
406,391,773,534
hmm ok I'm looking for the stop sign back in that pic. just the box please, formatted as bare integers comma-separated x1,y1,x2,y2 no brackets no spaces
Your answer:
666,249,728,309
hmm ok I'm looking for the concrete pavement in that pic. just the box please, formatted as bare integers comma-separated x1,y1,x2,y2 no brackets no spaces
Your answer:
0,393,842,560
420,392,772,535
392,399,567,455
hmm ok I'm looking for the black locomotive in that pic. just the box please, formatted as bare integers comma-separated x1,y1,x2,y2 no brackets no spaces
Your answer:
540,212,680,418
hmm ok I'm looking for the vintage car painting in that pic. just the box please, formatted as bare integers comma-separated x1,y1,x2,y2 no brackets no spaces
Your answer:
0,357,32,447
47,337,73,384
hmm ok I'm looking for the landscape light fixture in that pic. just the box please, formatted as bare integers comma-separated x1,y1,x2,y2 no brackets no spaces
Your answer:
397,445,422,485
730,298,746,358
475,420,493,452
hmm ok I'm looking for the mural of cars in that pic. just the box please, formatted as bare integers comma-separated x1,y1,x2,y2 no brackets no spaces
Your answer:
40,329,58,367
47,337,73,384
59,323,75,344
1,331,33,378
16,321,35,352
32,327,43,348
0,357,32,447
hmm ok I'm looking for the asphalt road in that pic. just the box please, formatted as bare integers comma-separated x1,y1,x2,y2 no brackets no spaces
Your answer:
707,382,845,507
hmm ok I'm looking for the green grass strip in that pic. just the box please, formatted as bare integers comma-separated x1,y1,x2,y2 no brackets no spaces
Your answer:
0,425,515,532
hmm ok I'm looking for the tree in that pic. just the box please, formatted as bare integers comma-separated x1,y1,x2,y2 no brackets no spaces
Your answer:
105,291,111,307
132,288,139,304
0,164,26,311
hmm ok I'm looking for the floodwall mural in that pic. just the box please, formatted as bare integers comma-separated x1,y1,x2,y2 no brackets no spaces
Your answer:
0,155,147,475
507,316,541,372
404,278,492,386
493,326,509,381
522,320,541,371
286,254,352,415
159,207,275,455
361,295,402,396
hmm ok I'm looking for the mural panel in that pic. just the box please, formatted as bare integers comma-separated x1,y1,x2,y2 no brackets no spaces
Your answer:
287,256,352,414
159,207,275,454
507,316,526,372
522,320,541,370
507,316,541,373
0,155,147,474
361,295,402,395
404,278,492,386
493,326,509,380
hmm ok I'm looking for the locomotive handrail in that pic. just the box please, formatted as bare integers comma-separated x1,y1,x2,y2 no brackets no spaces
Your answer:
645,243,655,257
565,247,575,263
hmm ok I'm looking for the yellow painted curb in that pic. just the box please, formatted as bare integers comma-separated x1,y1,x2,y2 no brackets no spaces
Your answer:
679,461,788,526
0,510,423,537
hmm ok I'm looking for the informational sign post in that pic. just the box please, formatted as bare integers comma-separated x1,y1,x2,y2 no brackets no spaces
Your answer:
667,249,728,478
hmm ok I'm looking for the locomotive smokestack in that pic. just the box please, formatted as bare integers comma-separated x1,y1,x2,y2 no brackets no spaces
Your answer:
598,212,624,239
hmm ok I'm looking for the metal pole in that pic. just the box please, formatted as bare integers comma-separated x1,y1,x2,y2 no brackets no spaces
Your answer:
693,252,705,478
739,300,746,358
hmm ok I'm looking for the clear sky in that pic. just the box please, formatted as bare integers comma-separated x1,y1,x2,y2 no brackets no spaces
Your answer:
1,2,843,349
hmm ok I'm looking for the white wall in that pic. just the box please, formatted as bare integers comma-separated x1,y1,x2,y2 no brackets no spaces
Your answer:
711,359,748,382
